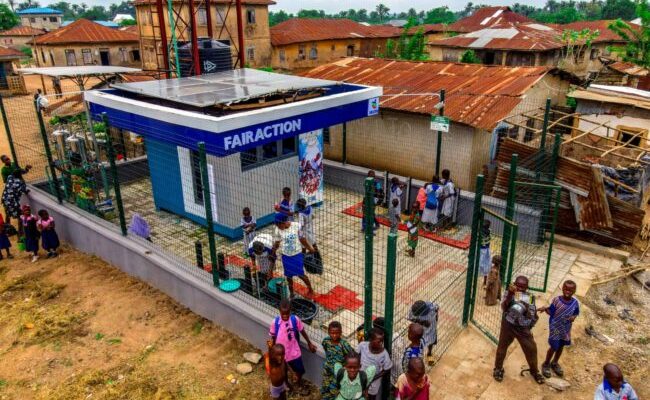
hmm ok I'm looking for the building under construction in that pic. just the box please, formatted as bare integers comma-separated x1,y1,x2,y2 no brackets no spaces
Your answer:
134,0,273,75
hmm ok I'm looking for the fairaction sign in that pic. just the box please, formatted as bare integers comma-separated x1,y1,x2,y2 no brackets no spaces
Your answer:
430,116,450,132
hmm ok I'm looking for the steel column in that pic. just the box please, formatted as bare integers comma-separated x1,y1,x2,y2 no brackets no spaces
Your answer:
462,174,484,325
35,100,62,203
155,0,170,78
235,0,245,67
363,177,375,336
500,154,518,284
103,114,127,236
435,89,445,176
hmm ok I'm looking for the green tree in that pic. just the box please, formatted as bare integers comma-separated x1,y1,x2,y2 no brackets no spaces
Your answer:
297,9,326,19
460,49,481,63
379,19,427,60
19,46,32,58
0,3,19,30
558,28,600,67
78,5,110,21
608,0,650,67
119,18,136,26
376,3,390,23
269,10,292,26
357,9,369,22
602,0,636,19
424,7,456,24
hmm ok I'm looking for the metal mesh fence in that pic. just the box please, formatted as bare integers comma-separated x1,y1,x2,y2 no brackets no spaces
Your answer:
0,86,565,388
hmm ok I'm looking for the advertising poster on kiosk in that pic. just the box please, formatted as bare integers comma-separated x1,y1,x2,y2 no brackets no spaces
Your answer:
298,129,324,205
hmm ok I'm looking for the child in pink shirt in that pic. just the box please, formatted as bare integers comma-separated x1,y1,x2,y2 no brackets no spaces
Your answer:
269,299,317,395
396,358,430,400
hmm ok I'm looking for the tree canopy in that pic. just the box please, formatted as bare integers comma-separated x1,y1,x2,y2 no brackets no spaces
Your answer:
0,3,19,30
608,0,650,67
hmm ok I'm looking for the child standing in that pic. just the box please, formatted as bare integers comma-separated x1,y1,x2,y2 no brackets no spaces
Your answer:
401,323,426,374
396,358,430,400
358,328,393,400
241,207,257,257
485,255,502,306
389,177,404,213
268,344,292,400
0,214,12,260
269,299,317,395
321,321,354,400
272,213,315,298
408,301,439,364
334,352,376,400
479,219,492,286
439,169,455,229
19,205,39,262
406,201,421,257
37,209,60,258
275,187,295,220
389,198,401,233
296,198,320,261
538,280,579,378
421,179,440,232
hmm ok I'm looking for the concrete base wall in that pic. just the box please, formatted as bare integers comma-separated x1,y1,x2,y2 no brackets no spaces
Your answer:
27,187,326,385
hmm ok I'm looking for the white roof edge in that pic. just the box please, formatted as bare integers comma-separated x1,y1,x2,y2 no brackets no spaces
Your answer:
84,85,383,134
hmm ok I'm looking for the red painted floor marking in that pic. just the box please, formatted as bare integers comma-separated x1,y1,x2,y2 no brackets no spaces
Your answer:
395,260,466,304
342,202,470,249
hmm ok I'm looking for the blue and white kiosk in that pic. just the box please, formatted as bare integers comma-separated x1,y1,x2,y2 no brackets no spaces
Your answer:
84,69,382,239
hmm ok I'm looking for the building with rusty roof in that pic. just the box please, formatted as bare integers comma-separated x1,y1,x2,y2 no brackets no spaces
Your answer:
0,26,45,50
303,57,572,190
560,20,632,77
270,18,400,72
428,22,565,67
31,19,141,68
0,46,28,94
446,6,532,33
593,61,650,89
135,0,274,71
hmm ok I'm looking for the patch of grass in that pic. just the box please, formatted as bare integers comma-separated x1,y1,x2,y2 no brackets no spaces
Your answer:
638,336,650,345
94,333,105,341
106,338,122,345
192,321,203,335
0,379,6,388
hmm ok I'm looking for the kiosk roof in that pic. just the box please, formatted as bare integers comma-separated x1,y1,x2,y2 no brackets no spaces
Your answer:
110,68,340,108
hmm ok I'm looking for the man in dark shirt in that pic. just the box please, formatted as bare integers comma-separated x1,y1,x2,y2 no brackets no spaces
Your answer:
493,275,545,384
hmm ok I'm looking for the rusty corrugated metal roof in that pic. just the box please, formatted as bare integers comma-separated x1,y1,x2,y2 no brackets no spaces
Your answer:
0,26,45,36
494,138,643,245
271,19,401,46
303,58,550,130
446,6,532,33
607,61,649,77
561,20,628,43
135,0,275,4
0,46,27,58
429,23,563,51
34,19,139,45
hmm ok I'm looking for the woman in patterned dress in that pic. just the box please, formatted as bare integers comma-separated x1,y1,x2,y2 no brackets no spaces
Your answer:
321,321,354,400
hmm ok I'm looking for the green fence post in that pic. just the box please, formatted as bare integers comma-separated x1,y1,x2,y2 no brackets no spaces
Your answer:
381,230,397,400
0,96,19,167
102,114,128,236
342,122,347,165
462,174,484,326
34,99,63,204
541,188,562,292
363,177,375,336
118,129,128,162
198,142,219,287
506,223,518,285
500,154,518,284
435,89,446,176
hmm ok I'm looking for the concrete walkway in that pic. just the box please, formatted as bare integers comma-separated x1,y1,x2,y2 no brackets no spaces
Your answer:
428,244,623,399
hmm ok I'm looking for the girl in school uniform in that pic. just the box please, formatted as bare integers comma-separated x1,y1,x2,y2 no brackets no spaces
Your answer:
38,209,60,258
19,205,40,262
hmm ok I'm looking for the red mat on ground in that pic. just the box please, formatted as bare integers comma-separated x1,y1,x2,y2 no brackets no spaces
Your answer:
342,202,470,249
209,255,364,313
395,260,466,304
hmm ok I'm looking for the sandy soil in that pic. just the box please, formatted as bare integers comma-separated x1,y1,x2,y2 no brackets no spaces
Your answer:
0,242,320,400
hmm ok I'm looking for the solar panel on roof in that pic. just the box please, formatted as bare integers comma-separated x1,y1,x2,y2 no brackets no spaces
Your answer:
110,68,339,108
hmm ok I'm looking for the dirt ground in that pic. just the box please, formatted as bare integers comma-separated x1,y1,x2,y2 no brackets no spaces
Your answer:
0,242,320,400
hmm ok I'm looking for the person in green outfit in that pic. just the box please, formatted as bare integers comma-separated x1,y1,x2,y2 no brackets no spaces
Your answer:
1,155,31,184
334,352,376,400
321,321,354,400
406,201,422,257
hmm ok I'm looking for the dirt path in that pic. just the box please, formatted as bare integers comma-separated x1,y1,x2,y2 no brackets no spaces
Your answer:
0,242,320,400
